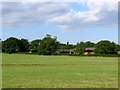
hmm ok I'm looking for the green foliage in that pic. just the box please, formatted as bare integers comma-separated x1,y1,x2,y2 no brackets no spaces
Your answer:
0,40,2,52
58,43,75,49
85,41,95,47
29,39,41,53
19,39,29,52
2,35,119,55
2,37,30,54
38,34,59,55
116,45,120,51
2,37,21,53
75,41,95,55
95,40,117,54
75,42,86,55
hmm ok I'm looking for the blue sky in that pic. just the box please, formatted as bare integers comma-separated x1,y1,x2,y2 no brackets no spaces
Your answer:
2,1,118,44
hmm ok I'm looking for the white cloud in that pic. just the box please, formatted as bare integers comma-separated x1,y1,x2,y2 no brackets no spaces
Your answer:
2,0,87,3
2,0,118,30
2,2,69,27
49,0,118,31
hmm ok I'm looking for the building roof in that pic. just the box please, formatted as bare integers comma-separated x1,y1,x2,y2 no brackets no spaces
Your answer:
85,47,95,51
59,49,74,53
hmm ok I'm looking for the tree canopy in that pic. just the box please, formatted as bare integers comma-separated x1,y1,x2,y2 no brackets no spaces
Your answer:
95,40,117,54
2,37,21,53
38,34,59,55
2,35,119,55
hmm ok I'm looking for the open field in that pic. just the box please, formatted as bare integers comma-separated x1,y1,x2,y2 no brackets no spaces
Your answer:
2,54,118,88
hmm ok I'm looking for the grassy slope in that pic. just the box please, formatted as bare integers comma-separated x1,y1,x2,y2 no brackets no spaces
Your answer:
2,54,118,88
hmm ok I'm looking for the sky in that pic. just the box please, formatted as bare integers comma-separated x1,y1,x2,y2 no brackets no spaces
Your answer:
1,0,118,44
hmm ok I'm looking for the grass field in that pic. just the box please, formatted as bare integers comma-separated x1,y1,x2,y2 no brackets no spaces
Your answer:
2,54,118,88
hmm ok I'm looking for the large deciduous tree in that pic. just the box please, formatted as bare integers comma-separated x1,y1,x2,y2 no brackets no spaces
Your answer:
75,42,86,55
19,39,29,52
38,34,59,55
95,40,117,54
85,41,95,47
2,37,21,53
29,39,41,53
2,37,30,53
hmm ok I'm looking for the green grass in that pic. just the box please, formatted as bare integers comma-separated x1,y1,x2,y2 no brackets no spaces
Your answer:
2,54,118,88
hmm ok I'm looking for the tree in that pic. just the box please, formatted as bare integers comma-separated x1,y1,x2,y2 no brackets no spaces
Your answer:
116,45,120,51
58,42,75,50
0,40,2,52
2,37,21,53
85,41,95,47
75,41,86,55
19,39,29,52
29,39,41,53
38,34,59,55
95,40,117,54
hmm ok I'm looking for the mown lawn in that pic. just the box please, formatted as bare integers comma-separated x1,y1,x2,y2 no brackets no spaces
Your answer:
2,54,118,88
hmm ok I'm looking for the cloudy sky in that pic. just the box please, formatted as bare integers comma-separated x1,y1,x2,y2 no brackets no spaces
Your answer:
2,0,118,44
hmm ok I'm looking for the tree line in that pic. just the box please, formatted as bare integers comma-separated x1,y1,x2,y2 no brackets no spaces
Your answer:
1,34,120,55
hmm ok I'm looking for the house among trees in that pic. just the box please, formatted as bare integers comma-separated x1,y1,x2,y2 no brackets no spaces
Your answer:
2,35,119,55
58,49,75,54
84,47,95,55
117,51,120,55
